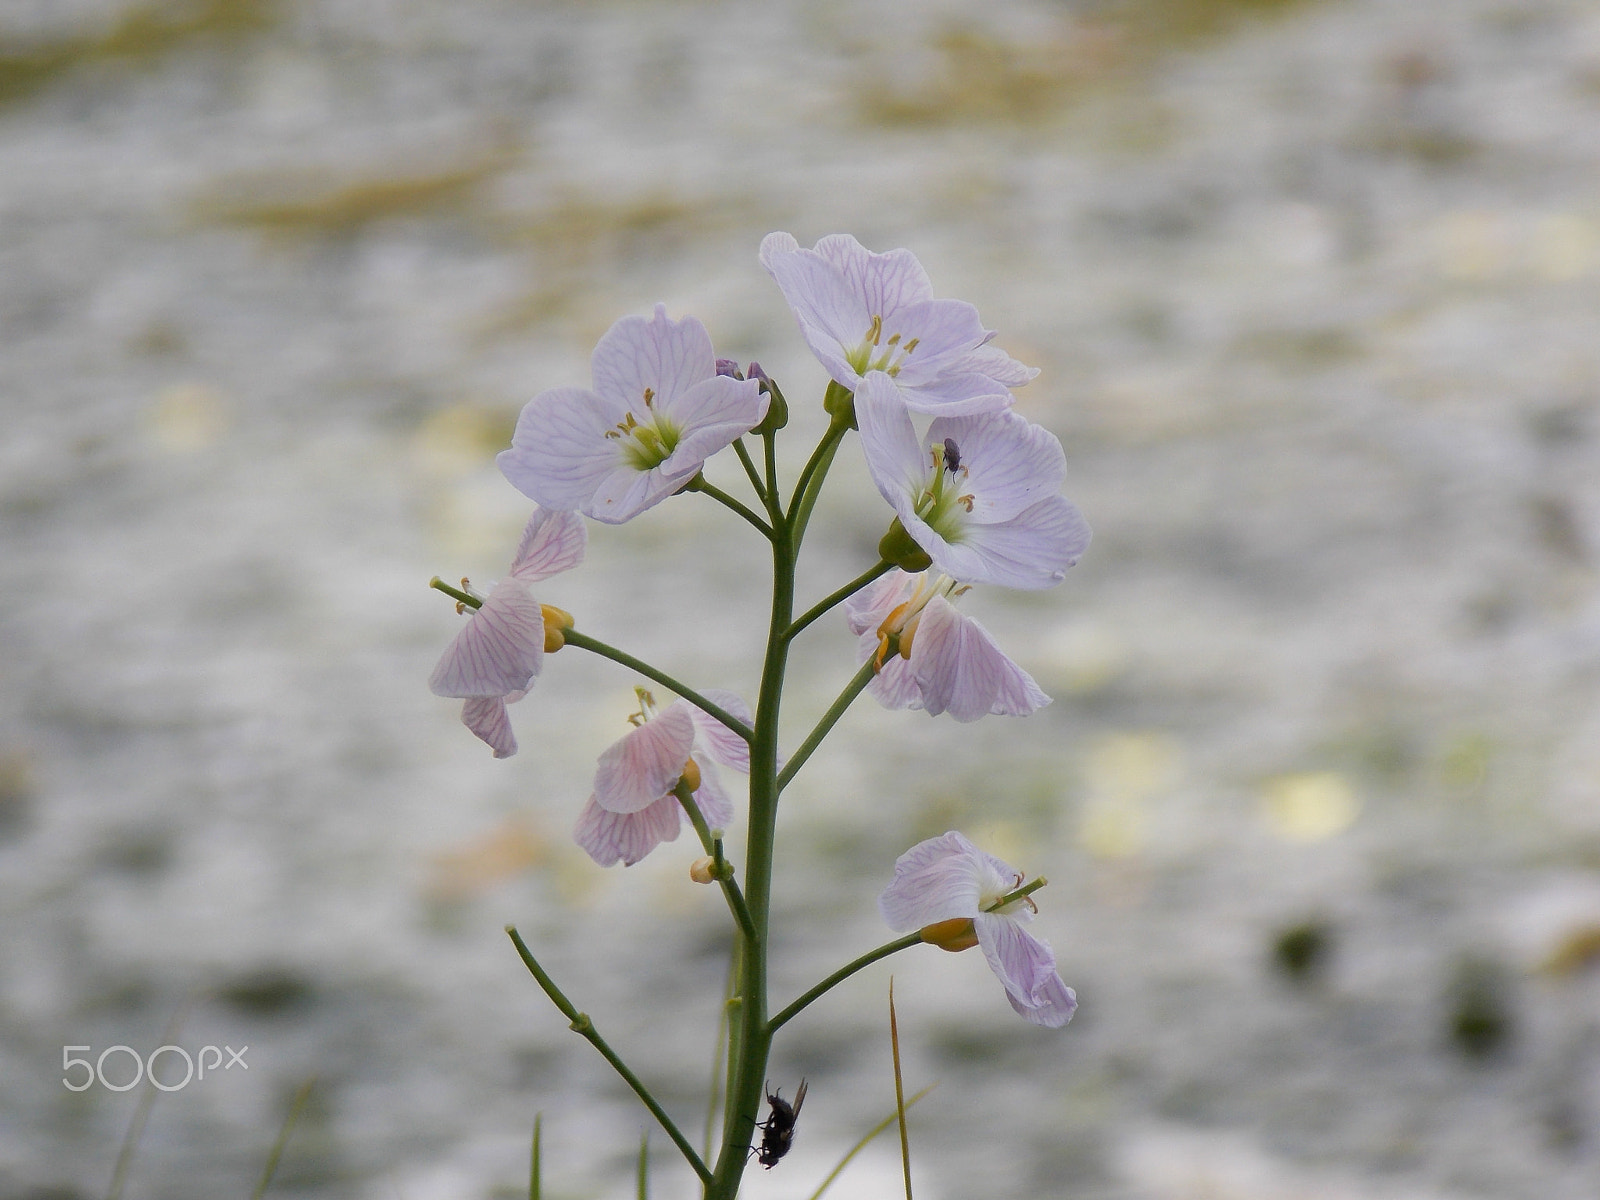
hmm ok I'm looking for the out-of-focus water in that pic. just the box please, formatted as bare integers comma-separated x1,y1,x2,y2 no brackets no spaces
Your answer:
3,0,1600,1197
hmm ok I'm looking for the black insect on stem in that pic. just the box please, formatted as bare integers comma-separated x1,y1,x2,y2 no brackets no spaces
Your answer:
755,1078,807,1168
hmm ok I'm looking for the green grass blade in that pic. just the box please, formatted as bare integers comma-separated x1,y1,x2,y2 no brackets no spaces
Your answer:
804,1084,936,1200
890,980,912,1200
528,1114,542,1200
636,1129,650,1200
251,1075,316,1200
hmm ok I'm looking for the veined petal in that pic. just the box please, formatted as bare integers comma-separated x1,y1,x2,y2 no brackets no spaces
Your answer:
574,793,683,867
656,375,767,476
975,914,1077,1028
688,752,735,829
498,387,628,512
926,410,1066,525
584,461,692,525
429,579,544,698
868,654,926,711
910,595,1050,722
510,507,587,583
873,297,991,379
941,496,1092,591
462,695,517,758
964,343,1039,388
878,831,988,929
591,305,716,413
892,370,1016,416
812,234,935,319
845,570,913,636
680,691,753,773
760,232,873,371
856,372,932,509
593,703,697,814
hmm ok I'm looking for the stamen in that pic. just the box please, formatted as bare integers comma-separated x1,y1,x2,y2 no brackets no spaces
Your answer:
903,337,919,354
866,314,883,346
958,494,974,512
642,387,655,407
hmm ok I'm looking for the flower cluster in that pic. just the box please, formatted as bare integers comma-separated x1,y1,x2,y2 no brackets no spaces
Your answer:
429,232,1089,1040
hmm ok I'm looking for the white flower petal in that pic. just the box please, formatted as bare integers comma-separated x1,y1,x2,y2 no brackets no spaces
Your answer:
656,375,768,474
975,914,1077,1028
584,461,690,525
946,496,1091,590
812,234,935,318
926,410,1066,525
910,595,1049,722
574,793,684,867
510,507,587,583
592,702,697,814
498,387,627,512
429,579,544,698
878,831,988,930
868,654,925,711
844,570,913,636
856,371,932,510
591,305,717,413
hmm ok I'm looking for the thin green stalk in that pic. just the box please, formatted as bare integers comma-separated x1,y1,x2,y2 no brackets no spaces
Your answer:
675,780,757,942
251,1076,316,1200
769,933,922,1033
636,1131,650,1200
763,429,780,513
559,629,753,745
786,421,848,545
732,438,770,513
706,490,796,1200
703,960,735,1161
785,561,894,643
805,1086,935,1200
689,477,773,539
529,1115,542,1200
776,659,877,792
506,926,712,1187
889,981,913,1200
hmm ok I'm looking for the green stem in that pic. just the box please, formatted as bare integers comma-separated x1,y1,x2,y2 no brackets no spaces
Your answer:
769,933,923,1033
776,659,877,793
763,430,780,515
785,561,894,643
732,438,769,511
506,926,713,1187
786,419,848,545
675,781,757,943
559,629,753,745
690,477,773,539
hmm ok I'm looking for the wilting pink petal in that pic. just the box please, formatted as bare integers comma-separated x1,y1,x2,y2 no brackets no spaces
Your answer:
429,578,545,699
592,702,697,814
510,507,588,583
574,793,685,867
975,914,1078,1028
462,691,524,759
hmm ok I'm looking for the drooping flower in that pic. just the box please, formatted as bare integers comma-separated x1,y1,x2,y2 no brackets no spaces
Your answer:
856,371,1090,590
498,305,767,524
759,232,1036,416
844,570,1050,722
429,506,586,757
575,689,751,867
879,832,1077,1029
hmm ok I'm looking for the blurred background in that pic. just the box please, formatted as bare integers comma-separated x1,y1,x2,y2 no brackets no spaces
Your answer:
3,0,1600,1196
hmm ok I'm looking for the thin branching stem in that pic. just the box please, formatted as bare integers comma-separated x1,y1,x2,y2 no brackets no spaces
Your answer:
692,477,774,539
768,933,923,1032
506,927,713,1187
559,630,753,744
675,781,757,942
732,437,768,508
786,560,894,643
776,659,877,792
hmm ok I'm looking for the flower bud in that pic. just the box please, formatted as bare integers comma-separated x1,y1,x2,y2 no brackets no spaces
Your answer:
540,604,574,652
823,380,857,428
919,917,979,952
680,758,702,792
715,358,745,380
689,856,717,884
752,369,789,435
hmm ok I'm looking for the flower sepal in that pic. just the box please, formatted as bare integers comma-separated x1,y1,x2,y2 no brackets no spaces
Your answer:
540,604,574,652
919,917,979,953
877,518,933,573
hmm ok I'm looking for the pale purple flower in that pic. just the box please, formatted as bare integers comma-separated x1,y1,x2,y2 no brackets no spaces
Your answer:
880,832,1077,1029
575,689,751,867
845,570,1050,722
856,371,1090,590
759,232,1036,415
429,506,587,757
498,305,767,524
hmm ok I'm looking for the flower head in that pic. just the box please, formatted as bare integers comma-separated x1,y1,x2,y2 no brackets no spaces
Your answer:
429,506,586,757
857,372,1090,590
498,306,767,524
845,570,1050,722
760,232,1036,416
879,832,1076,1028
575,689,751,867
